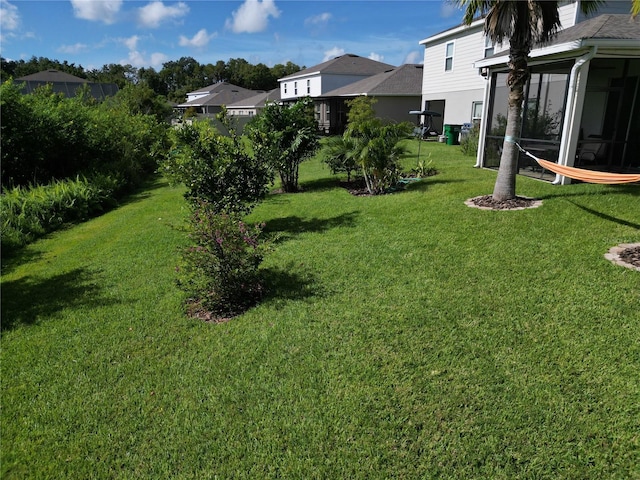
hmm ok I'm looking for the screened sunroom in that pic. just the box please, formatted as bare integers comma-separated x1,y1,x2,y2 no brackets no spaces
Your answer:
475,14,640,184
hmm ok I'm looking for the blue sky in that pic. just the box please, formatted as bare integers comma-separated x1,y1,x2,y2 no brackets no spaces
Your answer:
1,0,465,71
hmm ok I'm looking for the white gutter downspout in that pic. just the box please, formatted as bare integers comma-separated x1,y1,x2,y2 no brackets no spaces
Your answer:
553,46,597,185
475,71,492,168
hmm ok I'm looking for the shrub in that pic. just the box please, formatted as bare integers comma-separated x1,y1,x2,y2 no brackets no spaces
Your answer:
460,125,480,157
246,97,319,193
320,135,359,182
177,203,267,318
347,121,413,194
162,118,271,214
1,79,168,190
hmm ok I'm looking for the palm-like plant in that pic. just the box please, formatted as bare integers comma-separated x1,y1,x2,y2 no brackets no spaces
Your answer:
347,121,411,194
458,0,603,201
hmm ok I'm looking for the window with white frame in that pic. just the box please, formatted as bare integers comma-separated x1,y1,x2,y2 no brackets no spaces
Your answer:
284,83,287,94
307,79,311,94
445,42,454,71
484,36,494,58
471,101,483,126
294,81,298,95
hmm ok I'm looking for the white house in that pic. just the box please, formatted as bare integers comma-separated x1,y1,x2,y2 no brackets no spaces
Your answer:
419,0,639,183
278,54,395,133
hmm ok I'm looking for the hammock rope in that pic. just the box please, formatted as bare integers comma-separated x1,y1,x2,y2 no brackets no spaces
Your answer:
514,143,640,185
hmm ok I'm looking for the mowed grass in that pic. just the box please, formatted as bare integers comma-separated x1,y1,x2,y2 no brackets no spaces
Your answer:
2,141,639,479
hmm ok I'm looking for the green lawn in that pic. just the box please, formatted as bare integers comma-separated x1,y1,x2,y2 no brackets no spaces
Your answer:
2,141,639,479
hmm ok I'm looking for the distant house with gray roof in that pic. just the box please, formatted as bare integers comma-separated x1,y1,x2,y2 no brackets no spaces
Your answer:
226,88,281,117
278,54,396,133
177,82,260,116
16,70,118,100
319,64,424,132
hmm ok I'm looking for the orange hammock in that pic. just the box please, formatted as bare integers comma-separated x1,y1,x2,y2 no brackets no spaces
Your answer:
517,145,640,185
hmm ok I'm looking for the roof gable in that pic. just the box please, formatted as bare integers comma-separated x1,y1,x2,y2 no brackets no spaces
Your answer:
280,54,395,80
321,64,423,97
16,69,88,83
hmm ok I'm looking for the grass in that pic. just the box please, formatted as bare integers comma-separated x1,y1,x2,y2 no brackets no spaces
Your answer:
2,140,639,479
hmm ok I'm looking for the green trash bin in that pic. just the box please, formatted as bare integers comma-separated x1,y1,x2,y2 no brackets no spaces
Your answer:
444,124,463,145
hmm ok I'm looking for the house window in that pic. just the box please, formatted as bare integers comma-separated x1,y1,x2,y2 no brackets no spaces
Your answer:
284,83,287,94
484,36,494,58
307,79,311,94
294,81,298,95
445,42,454,71
471,101,483,126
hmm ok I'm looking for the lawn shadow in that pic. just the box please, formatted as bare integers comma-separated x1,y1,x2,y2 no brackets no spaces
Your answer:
299,177,342,192
261,266,323,306
264,211,360,241
1,267,120,332
1,248,44,277
402,177,466,192
539,184,640,201
568,201,640,230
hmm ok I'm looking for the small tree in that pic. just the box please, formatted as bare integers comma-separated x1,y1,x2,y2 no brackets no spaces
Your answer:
321,135,358,182
247,97,320,193
347,121,412,194
161,115,271,214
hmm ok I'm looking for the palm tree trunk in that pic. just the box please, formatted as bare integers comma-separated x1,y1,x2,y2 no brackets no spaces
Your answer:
493,44,530,201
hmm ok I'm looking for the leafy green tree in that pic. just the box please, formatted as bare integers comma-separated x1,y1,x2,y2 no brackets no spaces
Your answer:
458,0,603,200
106,83,172,122
162,115,271,214
247,97,320,193
346,96,379,130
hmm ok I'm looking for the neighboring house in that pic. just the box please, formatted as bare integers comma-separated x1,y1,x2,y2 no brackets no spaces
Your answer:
177,82,259,116
15,70,119,100
226,88,282,117
319,64,424,133
278,54,395,133
419,1,639,183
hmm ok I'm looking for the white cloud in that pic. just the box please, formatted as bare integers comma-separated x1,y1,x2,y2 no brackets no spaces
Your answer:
368,52,383,62
1,0,20,31
150,52,169,66
179,28,216,48
58,43,88,54
70,0,123,24
225,0,280,34
138,1,189,28
404,51,423,64
323,47,345,62
123,35,140,51
304,12,331,27
122,50,168,69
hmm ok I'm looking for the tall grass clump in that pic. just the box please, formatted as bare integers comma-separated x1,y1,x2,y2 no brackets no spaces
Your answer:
0,174,120,252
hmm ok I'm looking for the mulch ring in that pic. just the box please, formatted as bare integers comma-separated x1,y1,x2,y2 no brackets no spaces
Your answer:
605,243,640,272
465,195,543,211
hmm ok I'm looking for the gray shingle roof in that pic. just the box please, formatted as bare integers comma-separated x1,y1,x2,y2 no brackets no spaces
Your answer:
15,69,119,99
550,13,640,44
321,64,423,97
227,88,281,108
16,69,88,83
279,54,395,80
179,85,260,107
187,82,256,96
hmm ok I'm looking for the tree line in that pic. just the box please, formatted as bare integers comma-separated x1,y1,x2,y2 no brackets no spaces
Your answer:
0,56,303,102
